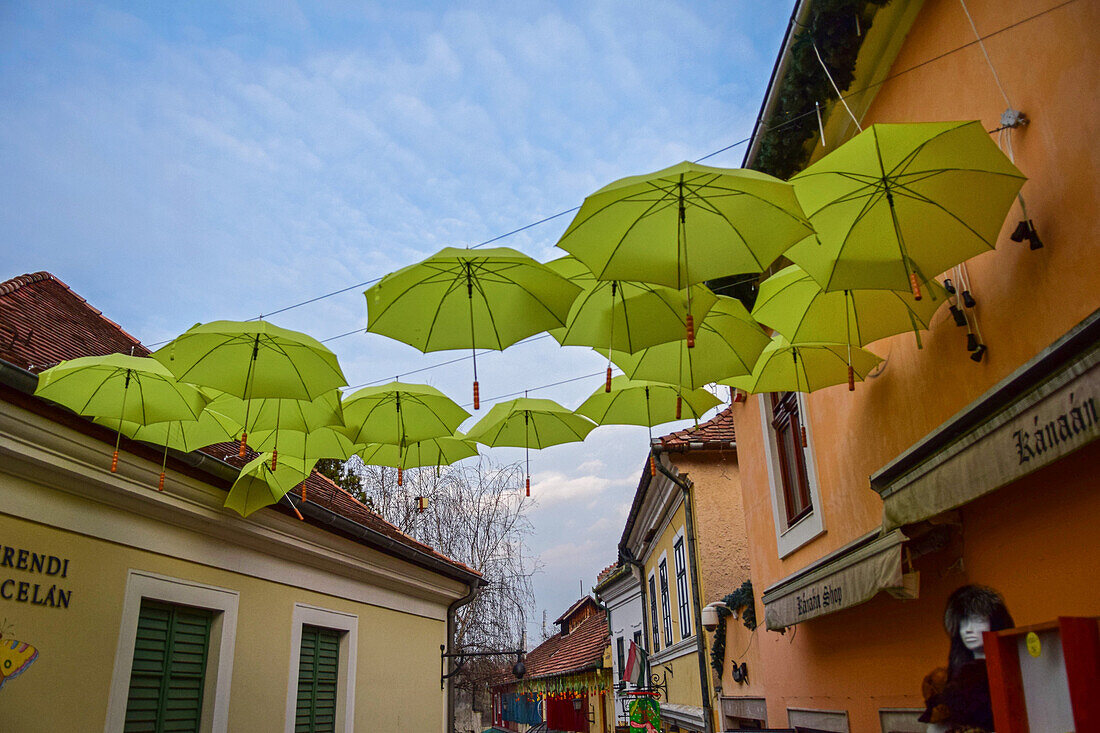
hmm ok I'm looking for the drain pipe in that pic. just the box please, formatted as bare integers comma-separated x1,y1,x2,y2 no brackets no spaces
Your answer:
617,545,651,687
445,582,482,733
653,452,714,733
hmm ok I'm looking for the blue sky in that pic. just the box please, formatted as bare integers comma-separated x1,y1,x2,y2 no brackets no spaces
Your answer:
1,1,790,638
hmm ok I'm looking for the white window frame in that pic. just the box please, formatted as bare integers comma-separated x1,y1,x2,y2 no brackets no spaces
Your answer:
106,569,240,733
672,528,692,640
647,569,661,654
284,603,359,733
758,393,826,558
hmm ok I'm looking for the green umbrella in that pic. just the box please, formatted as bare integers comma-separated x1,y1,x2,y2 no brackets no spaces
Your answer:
224,453,316,518
342,382,469,447
35,354,210,473
722,337,883,395
787,121,1026,297
576,377,719,426
205,390,344,464
556,161,811,343
357,433,478,485
608,296,771,389
152,320,347,455
465,397,597,495
95,403,242,490
246,426,362,462
546,255,717,391
365,247,581,409
752,264,948,349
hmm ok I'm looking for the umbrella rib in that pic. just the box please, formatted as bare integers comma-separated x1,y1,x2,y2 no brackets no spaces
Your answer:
421,275,468,350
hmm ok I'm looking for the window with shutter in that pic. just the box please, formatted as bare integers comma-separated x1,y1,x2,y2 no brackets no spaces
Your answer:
659,559,672,647
648,574,660,653
673,537,691,639
295,625,341,733
124,599,213,733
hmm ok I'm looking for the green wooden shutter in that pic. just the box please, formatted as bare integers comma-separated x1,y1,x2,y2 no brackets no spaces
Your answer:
295,625,340,733
125,600,213,733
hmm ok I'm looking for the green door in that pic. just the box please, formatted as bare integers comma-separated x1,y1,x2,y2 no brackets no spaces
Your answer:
295,625,340,732
124,599,213,732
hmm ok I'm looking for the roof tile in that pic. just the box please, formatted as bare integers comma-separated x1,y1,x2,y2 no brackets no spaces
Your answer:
657,406,736,450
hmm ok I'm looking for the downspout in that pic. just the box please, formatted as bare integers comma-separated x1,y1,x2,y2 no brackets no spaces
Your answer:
654,452,714,733
446,582,481,733
618,547,649,689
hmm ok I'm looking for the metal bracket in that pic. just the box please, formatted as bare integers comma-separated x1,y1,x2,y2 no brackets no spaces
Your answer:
440,644,525,690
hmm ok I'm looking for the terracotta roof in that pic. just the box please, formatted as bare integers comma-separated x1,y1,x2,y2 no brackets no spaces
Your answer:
0,272,148,372
656,406,736,451
0,270,478,580
595,562,618,584
514,608,608,682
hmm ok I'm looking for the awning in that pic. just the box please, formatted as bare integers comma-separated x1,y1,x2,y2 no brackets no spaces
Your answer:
871,310,1100,530
761,530,908,630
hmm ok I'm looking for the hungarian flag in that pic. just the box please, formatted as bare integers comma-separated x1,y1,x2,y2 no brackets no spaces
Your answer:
623,640,646,686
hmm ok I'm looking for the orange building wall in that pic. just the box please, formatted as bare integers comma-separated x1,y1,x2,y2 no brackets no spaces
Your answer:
730,0,1100,727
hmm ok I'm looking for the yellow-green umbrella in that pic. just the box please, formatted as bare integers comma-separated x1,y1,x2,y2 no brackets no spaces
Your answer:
342,382,469,446
357,433,478,485
723,337,883,395
556,161,811,343
607,296,771,389
576,377,719,426
465,398,596,495
205,390,344,466
152,320,347,455
35,354,210,473
787,121,1026,297
752,264,947,349
546,255,717,390
224,453,316,518
245,426,362,462
365,247,581,409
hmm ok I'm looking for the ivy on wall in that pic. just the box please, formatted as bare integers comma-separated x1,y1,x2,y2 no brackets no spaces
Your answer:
709,580,757,679
751,0,891,180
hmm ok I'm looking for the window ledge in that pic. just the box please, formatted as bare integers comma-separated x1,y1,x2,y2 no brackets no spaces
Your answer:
649,635,697,665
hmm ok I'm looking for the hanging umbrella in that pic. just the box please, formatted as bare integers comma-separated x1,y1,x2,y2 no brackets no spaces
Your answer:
786,121,1026,297
722,337,883,395
365,247,581,408
357,433,478,485
576,377,719,426
245,426,362,461
607,296,771,390
94,402,242,490
752,264,948,349
545,255,717,390
341,382,469,446
205,390,344,467
35,354,210,473
555,161,812,343
224,453,316,518
465,397,596,495
152,320,347,455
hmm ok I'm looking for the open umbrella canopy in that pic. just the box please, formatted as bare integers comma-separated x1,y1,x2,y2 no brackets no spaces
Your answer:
358,433,478,470
465,398,596,449
545,255,717,353
35,354,210,424
152,320,347,401
607,295,771,389
224,453,316,518
365,246,581,408
341,381,469,446
245,426,362,461
575,377,720,427
206,390,344,435
94,404,241,453
556,161,812,289
787,121,1026,295
723,337,883,394
752,264,948,347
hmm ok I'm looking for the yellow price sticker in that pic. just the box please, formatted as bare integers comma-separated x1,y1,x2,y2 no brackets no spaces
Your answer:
1026,631,1041,658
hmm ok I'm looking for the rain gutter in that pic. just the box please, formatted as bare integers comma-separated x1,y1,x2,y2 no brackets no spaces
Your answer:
652,453,714,733
742,0,813,169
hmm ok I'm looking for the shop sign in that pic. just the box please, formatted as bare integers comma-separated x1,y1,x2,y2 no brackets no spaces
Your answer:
0,544,72,609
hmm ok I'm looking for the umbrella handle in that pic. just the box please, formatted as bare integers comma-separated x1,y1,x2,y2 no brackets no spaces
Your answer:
676,395,682,420
111,450,119,473
801,425,808,448
271,448,278,471
649,454,657,477
158,472,166,491
239,432,248,458
848,365,856,392
605,367,612,393
301,482,307,503
398,467,403,486
473,380,480,410
909,273,922,301
685,314,695,348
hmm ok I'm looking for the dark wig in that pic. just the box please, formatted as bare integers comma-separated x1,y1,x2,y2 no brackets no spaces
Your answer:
943,585,1015,677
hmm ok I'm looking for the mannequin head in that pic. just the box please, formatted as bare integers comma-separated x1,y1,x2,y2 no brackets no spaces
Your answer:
943,585,1014,675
